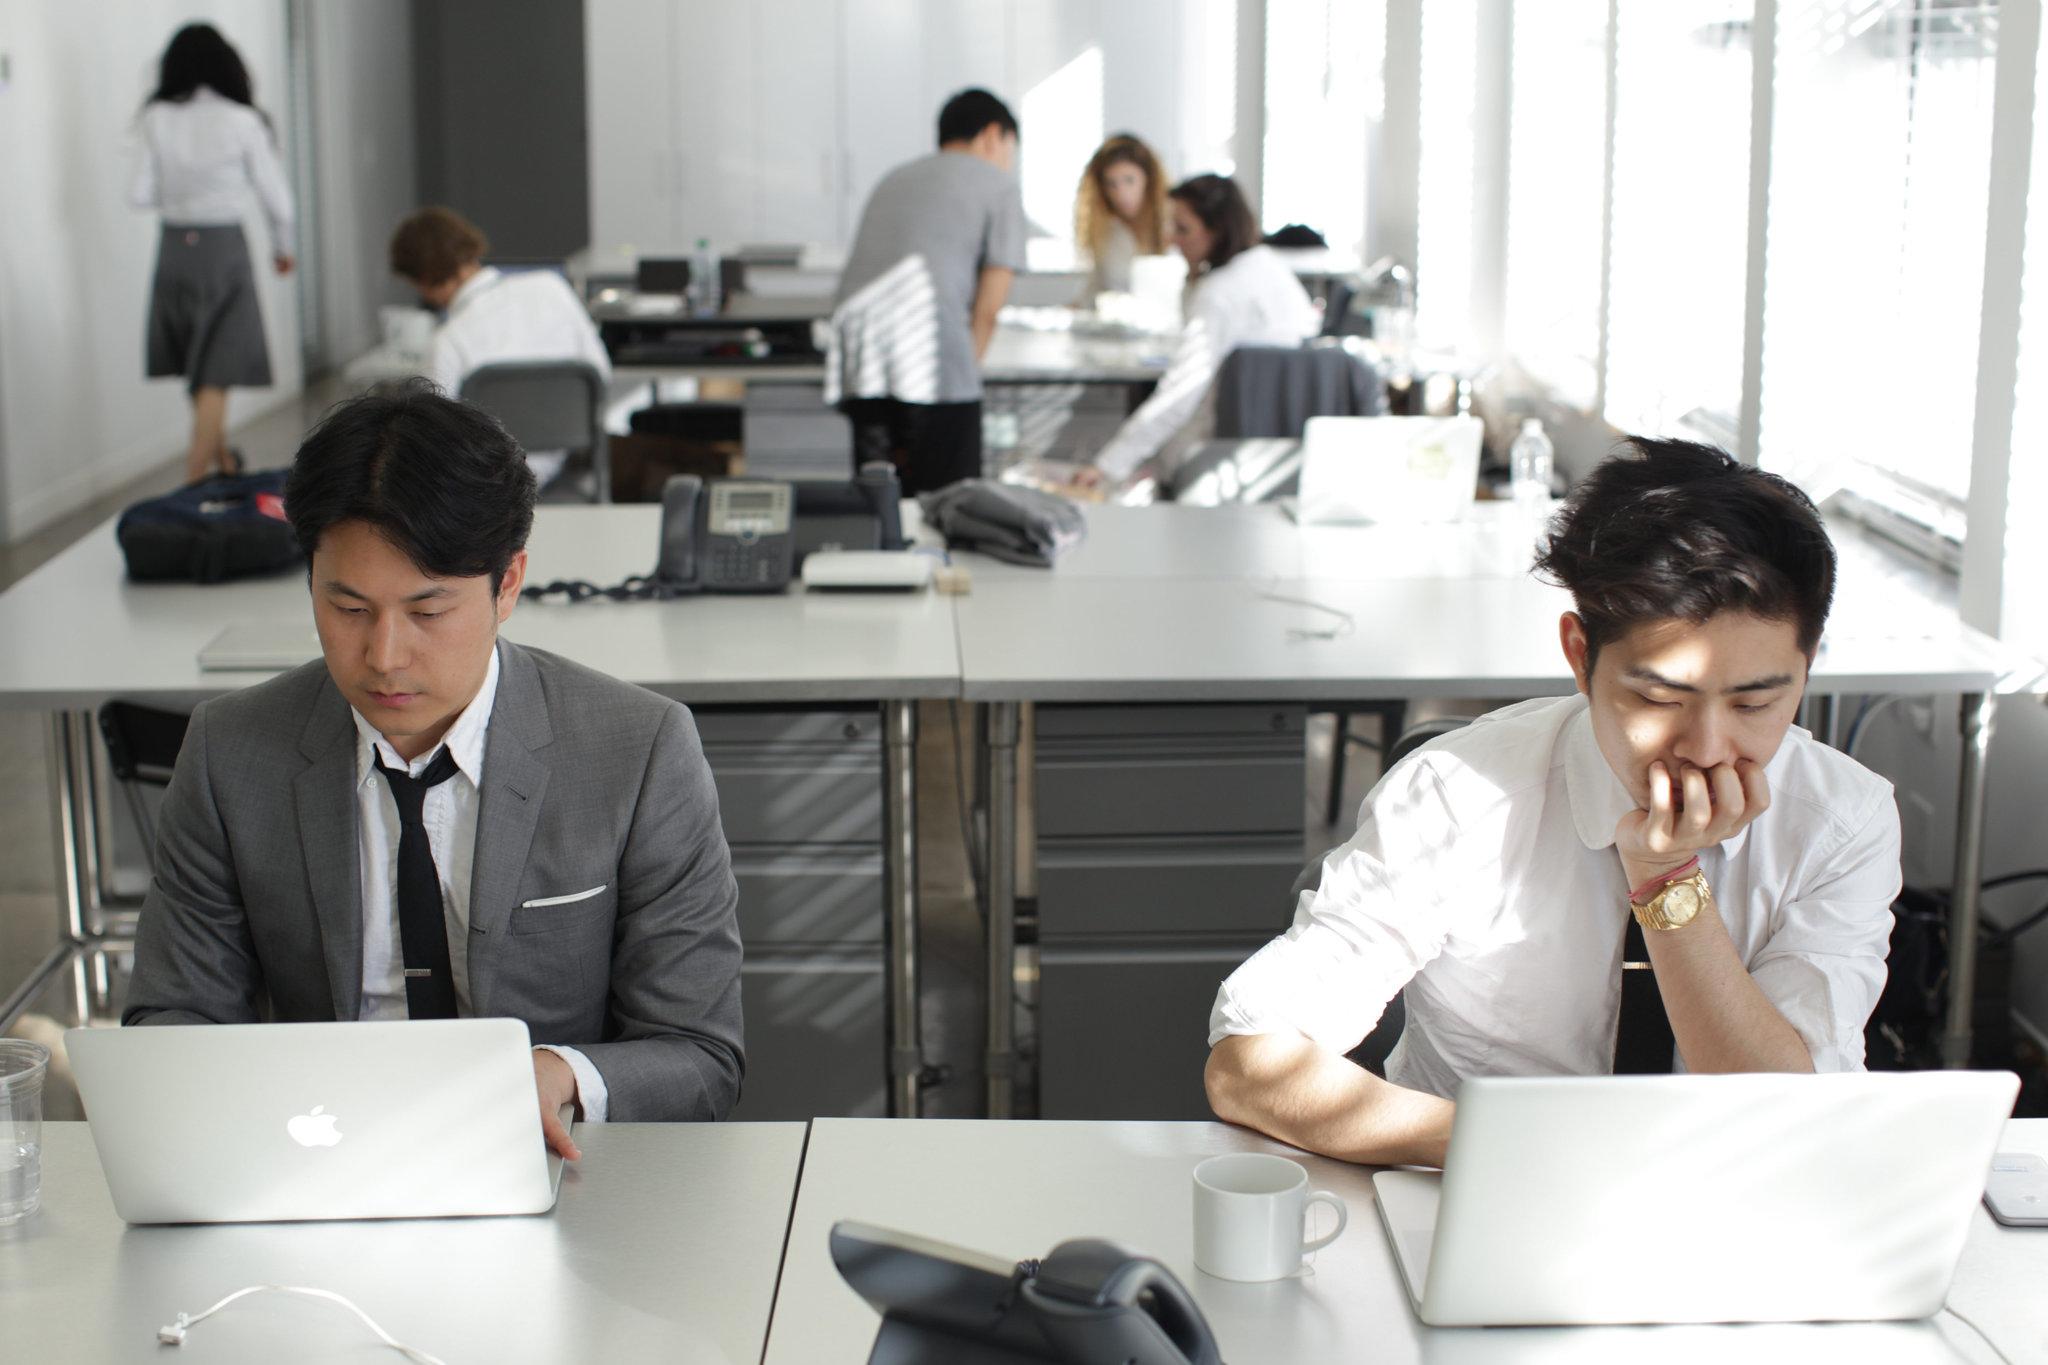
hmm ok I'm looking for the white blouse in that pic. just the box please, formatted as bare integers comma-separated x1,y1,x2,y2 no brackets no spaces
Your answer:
129,86,295,252
1092,245,1319,483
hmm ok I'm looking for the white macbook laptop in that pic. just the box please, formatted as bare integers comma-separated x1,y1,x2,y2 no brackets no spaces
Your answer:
1373,1071,2017,1327
196,621,323,672
67,1019,570,1224
1292,415,1485,526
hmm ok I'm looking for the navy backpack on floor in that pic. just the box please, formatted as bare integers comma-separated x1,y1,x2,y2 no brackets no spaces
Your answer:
115,470,303,584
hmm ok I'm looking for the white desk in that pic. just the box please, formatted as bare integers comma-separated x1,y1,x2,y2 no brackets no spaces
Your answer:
0,506,956,1116
766,1117,2047,1364
0,1121,806,1364
948,504,2046,1113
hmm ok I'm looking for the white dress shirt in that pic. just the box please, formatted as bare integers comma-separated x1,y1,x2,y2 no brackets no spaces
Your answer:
1093,244,1320,483
350,647,610,1120
428,267,612,484
1210,695,1901,1094
128,86,295,251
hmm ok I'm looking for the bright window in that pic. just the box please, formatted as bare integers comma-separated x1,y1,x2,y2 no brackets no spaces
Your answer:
1415,0,1478,348
1762,1,1998,505
1261,0,1383,255
1503,0,1609,408
1603,1,1752,444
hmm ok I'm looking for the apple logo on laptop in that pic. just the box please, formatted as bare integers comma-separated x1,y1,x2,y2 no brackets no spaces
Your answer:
287,1105,342,1148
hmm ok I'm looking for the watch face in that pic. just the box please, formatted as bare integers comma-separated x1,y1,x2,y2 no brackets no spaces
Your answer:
1662,880,1703,924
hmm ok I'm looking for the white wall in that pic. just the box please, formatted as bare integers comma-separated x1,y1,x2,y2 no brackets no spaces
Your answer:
0,0,303,543
586,0,1245,257
302,0,417,369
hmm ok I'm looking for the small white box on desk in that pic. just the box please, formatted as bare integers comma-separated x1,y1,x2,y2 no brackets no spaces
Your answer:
801,551,934,592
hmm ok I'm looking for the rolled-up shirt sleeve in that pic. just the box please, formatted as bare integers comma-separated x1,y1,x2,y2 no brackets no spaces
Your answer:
1209,757,1466,1053
1746,788,1901,1072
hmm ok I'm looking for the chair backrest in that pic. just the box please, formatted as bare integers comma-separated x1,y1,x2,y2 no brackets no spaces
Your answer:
98,702,191,786
458,361,605,453
1318,279,1358,337
1212,343,1382,440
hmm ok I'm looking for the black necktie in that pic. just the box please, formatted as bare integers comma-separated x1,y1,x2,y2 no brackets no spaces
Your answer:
1613,915,1677,1074
374,747,463,1020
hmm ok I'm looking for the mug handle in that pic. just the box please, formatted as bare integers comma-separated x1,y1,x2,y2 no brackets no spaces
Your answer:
1302,1190,1348,1254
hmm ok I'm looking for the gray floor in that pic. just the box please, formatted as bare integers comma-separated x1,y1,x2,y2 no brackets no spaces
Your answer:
0,381,1412,1124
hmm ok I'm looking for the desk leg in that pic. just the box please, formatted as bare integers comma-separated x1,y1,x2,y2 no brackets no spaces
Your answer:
881,700,923,1117
47,711,95,944
984,702,1021,1118
1942,691,1995,1068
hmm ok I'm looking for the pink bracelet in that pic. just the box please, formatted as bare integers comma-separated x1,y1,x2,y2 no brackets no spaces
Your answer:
1630,855,1700,903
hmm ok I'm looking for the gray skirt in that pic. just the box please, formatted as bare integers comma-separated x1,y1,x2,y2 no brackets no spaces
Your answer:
146,223,273,391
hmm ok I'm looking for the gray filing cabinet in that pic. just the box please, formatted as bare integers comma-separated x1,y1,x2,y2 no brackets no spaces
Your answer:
1032,704,1305,1119
696,707,887,1120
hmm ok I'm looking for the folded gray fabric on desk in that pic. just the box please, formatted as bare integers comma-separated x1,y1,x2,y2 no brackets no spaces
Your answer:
919,480,1086,567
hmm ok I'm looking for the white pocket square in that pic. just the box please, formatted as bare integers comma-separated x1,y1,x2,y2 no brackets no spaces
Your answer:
519,884,608,909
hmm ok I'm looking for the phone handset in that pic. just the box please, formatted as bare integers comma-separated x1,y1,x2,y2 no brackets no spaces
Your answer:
655,474,705,592
1020,1240,1221,1365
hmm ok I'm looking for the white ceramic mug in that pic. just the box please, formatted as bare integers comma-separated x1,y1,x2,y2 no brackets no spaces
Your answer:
1191,1153,1348,1282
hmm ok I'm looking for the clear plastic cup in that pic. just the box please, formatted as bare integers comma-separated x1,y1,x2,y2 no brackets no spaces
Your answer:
0,1038,51,1225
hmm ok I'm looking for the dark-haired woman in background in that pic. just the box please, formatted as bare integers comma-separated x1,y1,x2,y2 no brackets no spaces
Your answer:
1073,134,1169,298
1084,174,1316,489
130,23,295,484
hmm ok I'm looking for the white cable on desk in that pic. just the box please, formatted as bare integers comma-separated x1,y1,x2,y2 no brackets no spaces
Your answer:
1943,1302,2013,1365
158,1284,449,1364
1255,588,1356,641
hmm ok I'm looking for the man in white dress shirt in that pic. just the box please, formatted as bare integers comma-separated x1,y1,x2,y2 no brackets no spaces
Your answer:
389,207,612,488
1206,438,1900,1167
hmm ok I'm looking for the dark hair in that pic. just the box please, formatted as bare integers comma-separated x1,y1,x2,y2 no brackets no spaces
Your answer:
146,24,269,131
1168,174,1259,271
1532,437,1836,668
285,380,535,592
390,207,490,286
937,88,1018,146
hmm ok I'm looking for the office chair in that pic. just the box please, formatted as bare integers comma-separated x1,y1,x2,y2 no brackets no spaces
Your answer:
459,361,611,502
1211,343,1383,443
1295,716,1472,1076
97,701,191,854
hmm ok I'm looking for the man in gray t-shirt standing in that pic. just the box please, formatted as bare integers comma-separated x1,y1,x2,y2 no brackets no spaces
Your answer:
828,88,1027,493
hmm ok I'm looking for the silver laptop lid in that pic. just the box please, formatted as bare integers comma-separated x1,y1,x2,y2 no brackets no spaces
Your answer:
1412,1071,2017,1327
67,1019,564,1224
196,621,322,672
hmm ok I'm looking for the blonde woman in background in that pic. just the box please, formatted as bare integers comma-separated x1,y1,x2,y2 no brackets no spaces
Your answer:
1073,134,1170,298
131,23,295,485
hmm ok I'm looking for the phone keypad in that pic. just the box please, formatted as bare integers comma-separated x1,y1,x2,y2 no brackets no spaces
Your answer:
711,544,780,585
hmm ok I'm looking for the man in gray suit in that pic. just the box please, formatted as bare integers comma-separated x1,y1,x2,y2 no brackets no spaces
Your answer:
125,381,744,1157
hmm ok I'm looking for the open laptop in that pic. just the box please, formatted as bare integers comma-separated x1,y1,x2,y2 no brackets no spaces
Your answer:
1291,414,1484,526
1373,1071,2017,1327
66,1019,570,1224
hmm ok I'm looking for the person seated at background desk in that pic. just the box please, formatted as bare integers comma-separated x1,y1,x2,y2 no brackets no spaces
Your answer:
1078,175,1318,491
1073,133,1170,298
124,381,745,1158
1205,439,1900,1167
827,87,1026,494
388,206,611,489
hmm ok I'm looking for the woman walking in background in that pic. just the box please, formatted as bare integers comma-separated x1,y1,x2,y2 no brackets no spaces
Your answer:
131,23,294,484
1072,134,1169,298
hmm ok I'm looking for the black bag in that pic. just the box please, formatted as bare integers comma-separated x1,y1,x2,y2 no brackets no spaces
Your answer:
116,471,302,584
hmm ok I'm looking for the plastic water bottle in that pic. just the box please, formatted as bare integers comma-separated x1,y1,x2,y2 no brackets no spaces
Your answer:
1509,418,1554,511
690,237,721,316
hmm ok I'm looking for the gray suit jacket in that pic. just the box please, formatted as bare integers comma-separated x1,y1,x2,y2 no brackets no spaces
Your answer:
124,640,745,1122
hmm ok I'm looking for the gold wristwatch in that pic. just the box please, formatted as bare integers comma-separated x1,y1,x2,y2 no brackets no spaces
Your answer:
1631,868,1712,932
